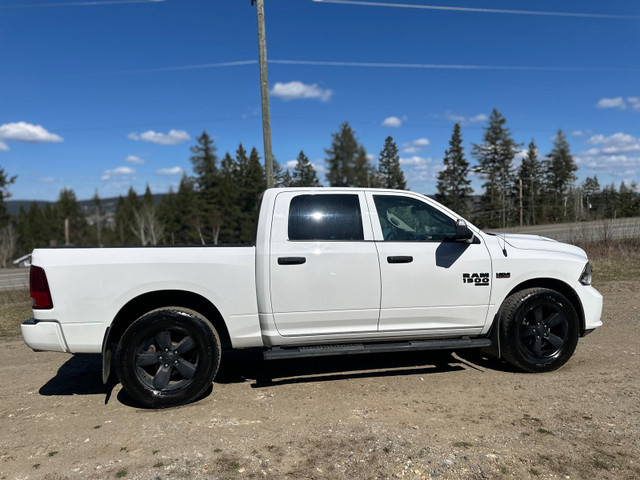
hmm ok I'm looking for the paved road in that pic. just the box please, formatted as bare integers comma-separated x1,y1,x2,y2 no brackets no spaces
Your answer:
487,216,640,243
0,269,29,290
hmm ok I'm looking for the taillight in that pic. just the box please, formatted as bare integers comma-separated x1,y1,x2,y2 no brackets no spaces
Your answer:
30,265,54,310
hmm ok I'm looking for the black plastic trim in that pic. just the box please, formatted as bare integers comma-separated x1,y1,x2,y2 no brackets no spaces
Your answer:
264,337,492,360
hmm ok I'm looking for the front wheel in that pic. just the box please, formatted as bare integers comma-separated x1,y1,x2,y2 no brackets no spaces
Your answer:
116,309,221,408
499,288,579,373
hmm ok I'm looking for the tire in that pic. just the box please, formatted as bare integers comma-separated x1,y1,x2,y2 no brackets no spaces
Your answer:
116,309,221,408
499,288,579,373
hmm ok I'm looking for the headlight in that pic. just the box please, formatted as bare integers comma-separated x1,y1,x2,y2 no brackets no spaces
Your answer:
579,262,592,286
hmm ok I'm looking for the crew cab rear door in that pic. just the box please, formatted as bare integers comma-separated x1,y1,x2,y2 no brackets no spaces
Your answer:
269,191,381,336
365,192,491,333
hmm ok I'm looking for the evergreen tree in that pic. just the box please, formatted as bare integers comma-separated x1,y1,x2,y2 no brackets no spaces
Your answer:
0,166,16,227
582,176,600,218
237,146,265,243
291,151,321,187
159,175,202,244
91,190,103,246
543,129,577,222
518,140,544,225
190,131,222,244
376,136,407,190
54,188,88,245
114,187,141,245
471,109,519,228
325,122,371,187
436,124,471,216
273,159,293,188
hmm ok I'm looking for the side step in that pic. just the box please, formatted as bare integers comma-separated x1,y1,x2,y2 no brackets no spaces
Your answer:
263,337,492,361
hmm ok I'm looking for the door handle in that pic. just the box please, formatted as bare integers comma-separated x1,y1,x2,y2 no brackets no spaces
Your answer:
387,256,413,264
278,256,307,265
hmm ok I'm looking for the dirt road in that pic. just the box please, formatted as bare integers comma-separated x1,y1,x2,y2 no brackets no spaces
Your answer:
1,281,638,480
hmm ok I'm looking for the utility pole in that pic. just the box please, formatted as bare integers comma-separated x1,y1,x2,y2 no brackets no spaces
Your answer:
252,0,274,189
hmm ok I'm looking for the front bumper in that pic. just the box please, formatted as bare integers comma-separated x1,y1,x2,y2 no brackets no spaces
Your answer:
578,285,604,334
21,318,69,353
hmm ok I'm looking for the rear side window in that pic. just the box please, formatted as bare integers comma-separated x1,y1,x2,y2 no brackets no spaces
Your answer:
288,194,364,241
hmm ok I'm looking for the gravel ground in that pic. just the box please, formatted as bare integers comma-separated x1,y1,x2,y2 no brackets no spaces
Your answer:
0,281,638,480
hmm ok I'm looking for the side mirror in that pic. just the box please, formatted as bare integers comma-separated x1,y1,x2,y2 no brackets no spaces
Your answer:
455,220,474,243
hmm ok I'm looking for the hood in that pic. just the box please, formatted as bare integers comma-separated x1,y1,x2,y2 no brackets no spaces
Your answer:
494,233,587,258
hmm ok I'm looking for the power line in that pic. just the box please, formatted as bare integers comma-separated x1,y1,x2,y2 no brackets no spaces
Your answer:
270,59,640,73
0,0,163,8
71,60,257,78
312,0,640,21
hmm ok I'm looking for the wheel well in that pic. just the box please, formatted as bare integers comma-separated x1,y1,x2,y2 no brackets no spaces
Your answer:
105,290,232,350
504,279,586,335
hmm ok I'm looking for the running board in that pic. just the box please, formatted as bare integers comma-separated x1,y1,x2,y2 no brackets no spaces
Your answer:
263,337,492,360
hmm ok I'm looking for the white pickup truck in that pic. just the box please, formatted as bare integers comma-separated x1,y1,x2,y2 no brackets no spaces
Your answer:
22,188,603,407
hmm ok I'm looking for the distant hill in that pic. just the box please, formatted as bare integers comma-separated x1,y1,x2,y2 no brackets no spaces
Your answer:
6,194,167,217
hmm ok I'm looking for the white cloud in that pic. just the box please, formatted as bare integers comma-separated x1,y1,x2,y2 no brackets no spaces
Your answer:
102,166,136,180
366,153,375,162
37,177,55,183
402,138,430,154
596,96,640,111
0,141,8,151
399,156,431,166
442,112,488,125
157,166,183,175
128,129,190,145
382,116,402,127
627,97,640,111
597,97,626,110
286,158,325,174
0,121,63,144
575,132,640,177
126,155,145,164
270,81,333,102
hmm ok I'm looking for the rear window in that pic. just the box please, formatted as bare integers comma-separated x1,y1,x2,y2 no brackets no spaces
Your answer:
288,194,364,241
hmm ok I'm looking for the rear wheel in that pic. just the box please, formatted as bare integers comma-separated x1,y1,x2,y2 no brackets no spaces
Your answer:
116,309,221,408
500,288,579,373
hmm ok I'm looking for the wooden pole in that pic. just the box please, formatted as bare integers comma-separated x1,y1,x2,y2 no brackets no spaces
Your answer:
255,0,274,189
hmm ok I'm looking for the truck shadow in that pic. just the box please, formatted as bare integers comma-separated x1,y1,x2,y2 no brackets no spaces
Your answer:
217,349,471,388
38,349,509,407
39,354,115,398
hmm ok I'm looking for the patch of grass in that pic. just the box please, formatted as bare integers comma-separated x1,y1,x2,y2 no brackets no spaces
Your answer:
48,451,59,457
120,447,128,452
382,446,391,454
33,464,40,469
0,288,31,338
115,467,128,478
529,468,540,476
536,428,554,435
152,449,159,455
94,425,101,429
453,441,473,449
154,462,164,468
214,448,222,453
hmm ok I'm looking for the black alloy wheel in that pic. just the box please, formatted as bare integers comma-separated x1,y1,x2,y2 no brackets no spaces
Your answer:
117,309,220,408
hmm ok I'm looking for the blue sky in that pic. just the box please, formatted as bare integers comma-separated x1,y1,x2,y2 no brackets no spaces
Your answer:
1,0,639,201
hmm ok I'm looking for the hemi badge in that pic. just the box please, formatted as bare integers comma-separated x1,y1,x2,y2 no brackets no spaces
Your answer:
496,272,511,279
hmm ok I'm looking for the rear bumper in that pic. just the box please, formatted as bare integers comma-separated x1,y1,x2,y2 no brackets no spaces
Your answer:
21,318,69,353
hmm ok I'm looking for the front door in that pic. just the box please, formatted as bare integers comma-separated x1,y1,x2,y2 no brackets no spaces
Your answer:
365,192,492,334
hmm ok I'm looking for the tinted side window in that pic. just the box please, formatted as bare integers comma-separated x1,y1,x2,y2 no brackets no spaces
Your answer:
288,194,364,241
373,195,456,242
